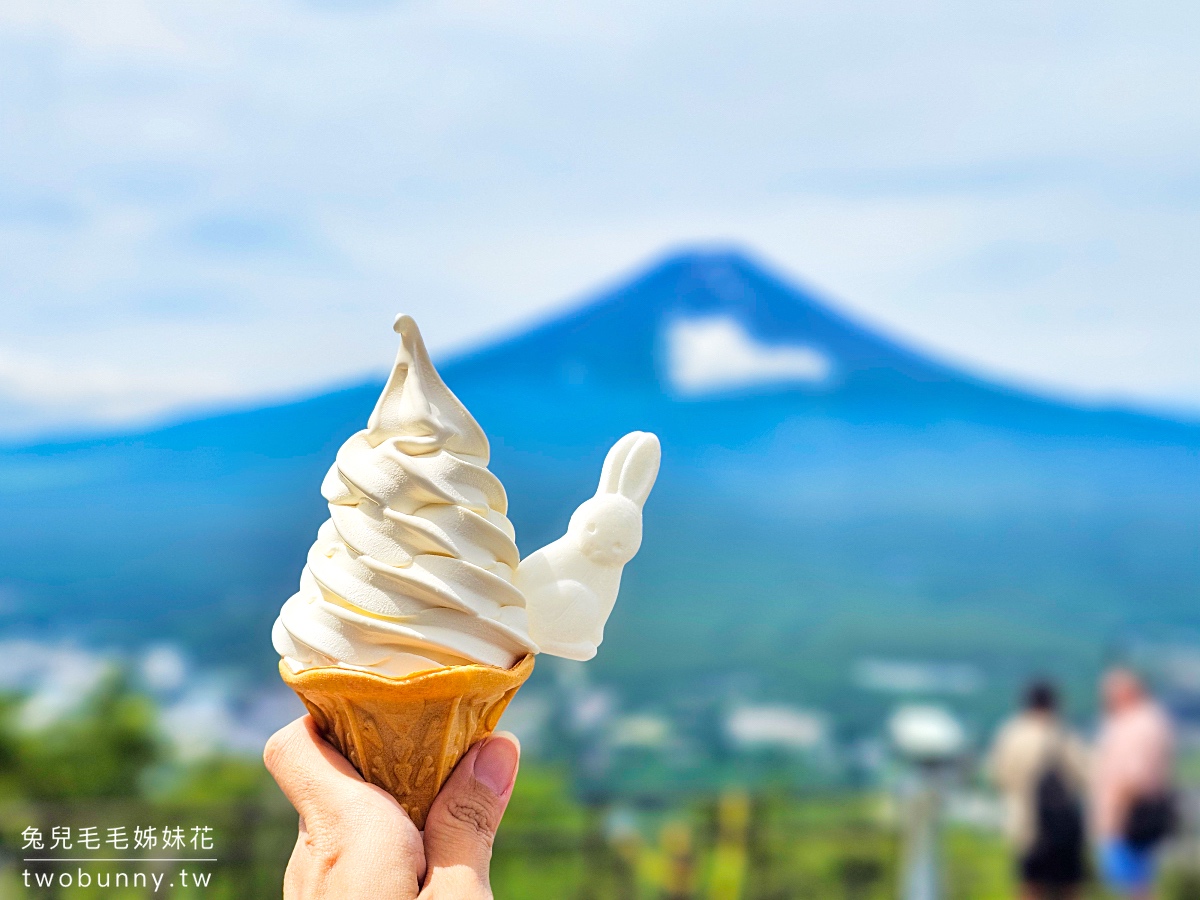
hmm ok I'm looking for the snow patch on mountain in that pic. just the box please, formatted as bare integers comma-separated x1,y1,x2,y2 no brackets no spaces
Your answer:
665,314,833,395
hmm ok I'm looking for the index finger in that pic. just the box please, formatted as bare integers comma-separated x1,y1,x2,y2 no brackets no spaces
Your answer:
263,715,383,822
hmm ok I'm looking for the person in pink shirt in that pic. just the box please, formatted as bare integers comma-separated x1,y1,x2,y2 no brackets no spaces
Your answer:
1092,668,1176,899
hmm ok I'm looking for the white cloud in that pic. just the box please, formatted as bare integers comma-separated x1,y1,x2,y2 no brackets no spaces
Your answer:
1,0,1199,436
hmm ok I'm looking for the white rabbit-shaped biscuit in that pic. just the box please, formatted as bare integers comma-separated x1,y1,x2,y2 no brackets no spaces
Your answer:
516,431,661,660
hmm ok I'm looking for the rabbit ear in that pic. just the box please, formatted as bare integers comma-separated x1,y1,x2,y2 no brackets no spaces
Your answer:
597,432,644,494
615,432,660,506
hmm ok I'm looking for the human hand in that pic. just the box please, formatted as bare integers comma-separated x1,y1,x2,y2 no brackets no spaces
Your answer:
264,716,520,899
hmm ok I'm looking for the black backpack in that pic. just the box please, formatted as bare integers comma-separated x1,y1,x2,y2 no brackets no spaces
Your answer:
1030,736,1085,865
1125,791,1179,850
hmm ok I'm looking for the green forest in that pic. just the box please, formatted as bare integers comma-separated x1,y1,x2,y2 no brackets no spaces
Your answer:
2,672,1199,899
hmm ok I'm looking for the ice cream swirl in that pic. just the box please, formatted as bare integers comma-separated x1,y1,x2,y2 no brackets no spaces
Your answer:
272,315,538,677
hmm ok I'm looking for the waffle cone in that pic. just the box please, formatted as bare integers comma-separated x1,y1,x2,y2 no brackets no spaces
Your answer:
280,655,534,828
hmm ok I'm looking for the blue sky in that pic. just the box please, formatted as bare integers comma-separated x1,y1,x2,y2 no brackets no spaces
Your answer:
2,1,1199,436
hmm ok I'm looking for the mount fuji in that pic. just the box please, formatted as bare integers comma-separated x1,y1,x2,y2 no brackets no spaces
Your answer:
3,250,1198,725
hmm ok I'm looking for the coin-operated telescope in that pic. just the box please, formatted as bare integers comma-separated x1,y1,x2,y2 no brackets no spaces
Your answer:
889,705,966,900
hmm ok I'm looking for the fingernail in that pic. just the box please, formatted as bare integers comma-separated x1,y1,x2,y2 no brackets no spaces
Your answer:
474,732,519,796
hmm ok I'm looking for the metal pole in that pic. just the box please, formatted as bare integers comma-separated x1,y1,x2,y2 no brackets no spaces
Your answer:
900,765,942,900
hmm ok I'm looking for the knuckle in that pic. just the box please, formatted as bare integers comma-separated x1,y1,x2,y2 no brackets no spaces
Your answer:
263,726,296,774
443,794,497,843
301,830,343,878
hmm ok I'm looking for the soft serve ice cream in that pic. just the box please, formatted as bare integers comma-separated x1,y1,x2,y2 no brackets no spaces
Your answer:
273,313,661,679
274,313,658,825
272,315,538,677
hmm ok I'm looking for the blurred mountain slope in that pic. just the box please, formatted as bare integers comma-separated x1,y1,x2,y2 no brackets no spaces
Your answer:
2,250,1198,720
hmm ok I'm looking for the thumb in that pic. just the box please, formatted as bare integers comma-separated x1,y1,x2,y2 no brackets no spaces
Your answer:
422,732,520,894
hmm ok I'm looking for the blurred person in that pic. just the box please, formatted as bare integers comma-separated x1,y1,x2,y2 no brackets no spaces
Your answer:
988,680,1089,900
264,716,520,899
1093,668,1176,900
